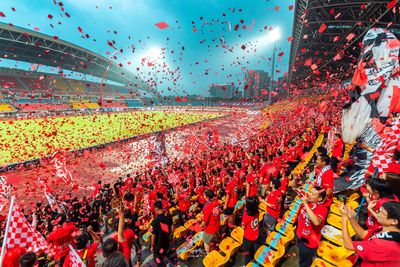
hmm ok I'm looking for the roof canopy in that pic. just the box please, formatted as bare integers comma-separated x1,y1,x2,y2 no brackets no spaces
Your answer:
0,23,155,96
288,0,399,88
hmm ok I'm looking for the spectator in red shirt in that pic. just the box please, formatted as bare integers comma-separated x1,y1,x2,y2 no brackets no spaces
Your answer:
246,165,259,197
364,179,399,233
101,203,131,264
341,201,400,267
242,196,260,265
201,189,221,254
315,155,334,207
296,187,328,267
263,179,282,235
259,157,271,197
224,169,239,229
331,133,344,173
63,226,100,267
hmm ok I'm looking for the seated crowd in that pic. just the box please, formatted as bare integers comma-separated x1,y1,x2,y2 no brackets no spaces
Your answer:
1,93,399,267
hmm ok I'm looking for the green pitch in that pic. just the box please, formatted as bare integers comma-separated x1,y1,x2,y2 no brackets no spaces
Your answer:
0,111,220,166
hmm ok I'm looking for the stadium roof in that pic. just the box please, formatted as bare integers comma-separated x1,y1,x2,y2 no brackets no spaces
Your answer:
288,0,400,88
0,22,156,96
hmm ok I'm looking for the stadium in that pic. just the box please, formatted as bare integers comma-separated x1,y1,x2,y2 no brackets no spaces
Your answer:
0,1,399,267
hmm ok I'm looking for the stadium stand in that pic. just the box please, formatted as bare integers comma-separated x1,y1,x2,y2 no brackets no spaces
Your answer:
0,103,15,112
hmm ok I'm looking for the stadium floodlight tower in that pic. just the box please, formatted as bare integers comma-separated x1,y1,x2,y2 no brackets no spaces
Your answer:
268,28,280,103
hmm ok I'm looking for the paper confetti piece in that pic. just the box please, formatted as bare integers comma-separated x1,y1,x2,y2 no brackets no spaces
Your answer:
318,23,327,33
155,21,169,29
346,33,355,41
0,12,5,17
289,5,294,11
388,0,397,9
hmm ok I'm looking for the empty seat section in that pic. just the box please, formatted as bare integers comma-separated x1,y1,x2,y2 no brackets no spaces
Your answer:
0,103,15,112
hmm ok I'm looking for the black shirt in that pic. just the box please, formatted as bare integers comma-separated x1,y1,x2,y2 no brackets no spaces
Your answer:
151,213,173,252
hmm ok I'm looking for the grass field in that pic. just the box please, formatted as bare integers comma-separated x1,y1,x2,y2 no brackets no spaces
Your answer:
0,111,221,166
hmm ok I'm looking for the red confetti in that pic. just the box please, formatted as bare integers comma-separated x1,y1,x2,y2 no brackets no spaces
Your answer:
0,12,5,17
287,36,293,42
48,14,53,19
274,6,279,11
155,21,169,29
318,23,327,33
346,33,355,41
388,0,397,9
288,5,294,11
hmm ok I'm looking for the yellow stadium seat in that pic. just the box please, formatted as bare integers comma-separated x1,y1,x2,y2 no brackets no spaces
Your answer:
246,262,259,267
330,201,359,216
202,250,230,267
230,226,244,244
0,103,14,111
311,257,336,267
219,237,241,257
254,243,285,267
317,240,354,265
275,221,296,236
259,201,267,212
326,214,356,236
173,225,189,239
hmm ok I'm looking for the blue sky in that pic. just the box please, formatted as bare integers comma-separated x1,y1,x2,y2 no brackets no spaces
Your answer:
0,0,295,96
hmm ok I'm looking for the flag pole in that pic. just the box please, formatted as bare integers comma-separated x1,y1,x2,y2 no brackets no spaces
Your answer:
0,196,15,265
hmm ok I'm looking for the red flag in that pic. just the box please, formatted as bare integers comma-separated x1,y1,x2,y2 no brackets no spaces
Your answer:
67,244,87,267
51,152,78,189
2,198,48,257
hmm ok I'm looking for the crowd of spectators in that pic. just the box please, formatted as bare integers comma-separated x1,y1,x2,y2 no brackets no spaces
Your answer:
1,92,399,267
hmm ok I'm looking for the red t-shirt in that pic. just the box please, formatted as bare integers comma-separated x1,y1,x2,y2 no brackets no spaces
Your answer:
279,176,288,194
195,186,206,205
315,167,334,207
246,172,258,197
353,234,400,267
296,202,328,248
63,241,99,267
265,189,282,219
225,178,239,208
242,210,260,241
259,164,271,185
332,139,344,158
203,199,221,234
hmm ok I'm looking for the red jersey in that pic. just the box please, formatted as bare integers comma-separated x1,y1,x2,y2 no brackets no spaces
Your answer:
203,199,221,234
265,189,282,219
353,232,400,267
195,186,206,205
259,164,271,185
225,178,239,208
279,176,288,194
315,166,334,206
242,210,260,241
332,139,344,158
63,241,99,267
296,202,328,248
246,172,258,197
